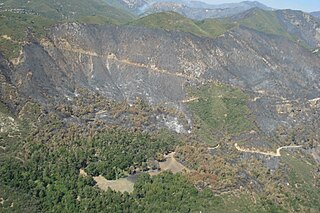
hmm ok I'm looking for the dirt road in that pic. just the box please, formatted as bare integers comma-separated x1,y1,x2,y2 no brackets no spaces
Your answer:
234,143,302,157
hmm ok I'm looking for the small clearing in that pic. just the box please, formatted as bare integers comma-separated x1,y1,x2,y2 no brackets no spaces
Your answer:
1,35,13,41
93,176,134,193
81,152,189,193
158,152,189,173
81,168,134,193
79,168,87,177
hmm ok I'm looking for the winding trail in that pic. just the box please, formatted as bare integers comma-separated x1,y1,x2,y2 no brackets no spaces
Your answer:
234,143,302,157
14,156,25,163
208,144,220,151
54,46,200,81
181,97,199,103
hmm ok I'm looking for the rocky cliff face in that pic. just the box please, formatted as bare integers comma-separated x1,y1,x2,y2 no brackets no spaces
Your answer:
0,22,317,137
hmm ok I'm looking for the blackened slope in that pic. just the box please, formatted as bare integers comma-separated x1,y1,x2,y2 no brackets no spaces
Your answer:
7,23,320,134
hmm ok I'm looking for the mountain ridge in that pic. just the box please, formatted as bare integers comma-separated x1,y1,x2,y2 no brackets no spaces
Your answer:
130,8,320,49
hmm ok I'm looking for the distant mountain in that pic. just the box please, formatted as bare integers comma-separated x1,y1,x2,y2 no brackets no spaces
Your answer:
178,0,271,11
143,1,272,20
106,0,154,13
311,11,320,18
109,0,272,19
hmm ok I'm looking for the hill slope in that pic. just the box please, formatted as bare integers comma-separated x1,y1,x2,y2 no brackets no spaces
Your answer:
129,8,320,50
233,8,320,49
0,0,135,59
0,0,135,23
196,18,237,37
234,9,291,38
10,23,320,134
128,11,211,37
129,11,238,38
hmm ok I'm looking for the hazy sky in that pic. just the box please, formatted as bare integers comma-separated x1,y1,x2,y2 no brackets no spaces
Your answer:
202,0,320,12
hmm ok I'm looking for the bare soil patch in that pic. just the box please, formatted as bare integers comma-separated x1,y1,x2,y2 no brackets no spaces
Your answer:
79,168,88,177
93,176,134,193
158,152,189,173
